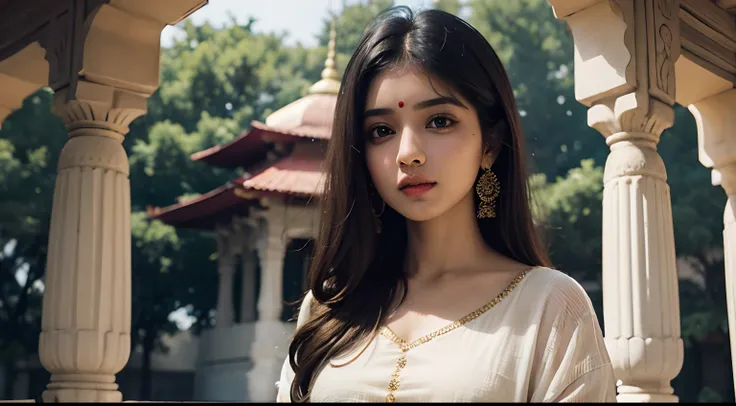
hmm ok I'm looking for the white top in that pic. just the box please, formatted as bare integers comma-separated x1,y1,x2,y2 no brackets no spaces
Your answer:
276,267,617,402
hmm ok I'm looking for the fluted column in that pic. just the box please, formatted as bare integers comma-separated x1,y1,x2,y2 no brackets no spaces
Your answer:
724,171,736,394
30,0,208,402
547,0,683,401
596,102,682,402
688,89,736,394
241,249,257,322
248,205,288,402
256,209,286,322
216,254,236,329
39,82,146,402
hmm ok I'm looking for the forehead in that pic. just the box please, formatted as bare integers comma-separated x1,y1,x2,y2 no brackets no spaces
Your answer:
364,68,457,108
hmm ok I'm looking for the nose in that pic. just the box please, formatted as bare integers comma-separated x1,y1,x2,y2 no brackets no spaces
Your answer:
396,128,426,168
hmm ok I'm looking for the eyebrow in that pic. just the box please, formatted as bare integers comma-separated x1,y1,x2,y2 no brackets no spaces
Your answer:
363,96,468,118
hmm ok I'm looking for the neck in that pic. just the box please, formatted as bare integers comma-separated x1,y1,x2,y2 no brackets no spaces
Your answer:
404,192,497,280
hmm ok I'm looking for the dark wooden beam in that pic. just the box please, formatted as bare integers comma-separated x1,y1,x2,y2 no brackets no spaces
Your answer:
0,0,68,62
680,0,736,84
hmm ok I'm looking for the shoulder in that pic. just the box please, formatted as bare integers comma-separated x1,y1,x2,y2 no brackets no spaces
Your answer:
295,290,315,329
521,267,597,321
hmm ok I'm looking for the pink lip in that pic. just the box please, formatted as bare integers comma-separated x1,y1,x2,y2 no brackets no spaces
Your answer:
400,183,436,197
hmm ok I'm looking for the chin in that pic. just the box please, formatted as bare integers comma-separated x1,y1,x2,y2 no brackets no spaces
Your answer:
387,187,475,223
390,201,448,223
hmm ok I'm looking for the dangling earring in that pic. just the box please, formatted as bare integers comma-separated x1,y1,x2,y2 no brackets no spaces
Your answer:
372,198,386,233
476,168,500,219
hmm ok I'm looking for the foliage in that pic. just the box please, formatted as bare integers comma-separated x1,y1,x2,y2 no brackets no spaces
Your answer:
0,89,66,396
0,0,732,401
468,0,608,179
531,159,604,281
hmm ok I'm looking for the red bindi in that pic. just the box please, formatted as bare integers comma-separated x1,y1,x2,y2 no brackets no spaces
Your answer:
398,101,405,108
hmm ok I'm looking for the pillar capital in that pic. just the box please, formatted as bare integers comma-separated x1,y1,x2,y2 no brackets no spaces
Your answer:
52,81,148,138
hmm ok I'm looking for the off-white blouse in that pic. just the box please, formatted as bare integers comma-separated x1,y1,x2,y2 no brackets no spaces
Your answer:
276,267,617,402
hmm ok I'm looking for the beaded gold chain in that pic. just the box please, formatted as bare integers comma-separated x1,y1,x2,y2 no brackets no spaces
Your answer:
378,269,531,403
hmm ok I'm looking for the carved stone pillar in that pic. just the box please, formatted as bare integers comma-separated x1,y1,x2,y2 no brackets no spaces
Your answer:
547,0,683,401
248,204,289,402
34,1,208,401
215,240,236,329
688,89,736,394
215,225,241,328
38,81,146,402
241,249,257,322
256,207,286,322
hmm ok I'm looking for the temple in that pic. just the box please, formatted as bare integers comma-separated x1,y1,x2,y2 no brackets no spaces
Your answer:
146,17,340,403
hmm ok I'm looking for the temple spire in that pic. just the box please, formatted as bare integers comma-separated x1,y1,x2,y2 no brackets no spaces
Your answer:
308,15,341,95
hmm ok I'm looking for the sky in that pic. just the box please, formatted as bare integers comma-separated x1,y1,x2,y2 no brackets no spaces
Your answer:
161,0,437,48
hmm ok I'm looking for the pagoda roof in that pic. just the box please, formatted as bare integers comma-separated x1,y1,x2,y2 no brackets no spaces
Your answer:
189,17,340,170
152,18,339,229
150,143,325,229
190,90,336,170
146,182,253,230
189,121,300,170
240,147,325,198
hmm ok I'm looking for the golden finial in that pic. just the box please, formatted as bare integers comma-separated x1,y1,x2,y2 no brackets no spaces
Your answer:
308,13,341,95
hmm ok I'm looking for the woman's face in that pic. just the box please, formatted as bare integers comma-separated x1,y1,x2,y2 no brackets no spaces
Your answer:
363,68,491,222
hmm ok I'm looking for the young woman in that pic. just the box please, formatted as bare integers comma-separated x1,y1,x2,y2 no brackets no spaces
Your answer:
276,6,616,403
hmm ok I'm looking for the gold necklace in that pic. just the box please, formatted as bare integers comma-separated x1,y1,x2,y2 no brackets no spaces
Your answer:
378,269,531,403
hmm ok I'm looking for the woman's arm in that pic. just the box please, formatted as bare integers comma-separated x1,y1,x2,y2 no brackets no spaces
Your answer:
276,291,314,403
528,276,617,403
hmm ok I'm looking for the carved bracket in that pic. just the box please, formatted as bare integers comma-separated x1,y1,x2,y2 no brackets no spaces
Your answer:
551,0,680,124
688,88,736,194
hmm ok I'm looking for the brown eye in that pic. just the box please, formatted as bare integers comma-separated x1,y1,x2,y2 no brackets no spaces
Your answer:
427,115,456,129
371,125,395,139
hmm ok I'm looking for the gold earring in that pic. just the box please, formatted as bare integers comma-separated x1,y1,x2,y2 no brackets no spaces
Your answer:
476,168,500,219
372,199,386,233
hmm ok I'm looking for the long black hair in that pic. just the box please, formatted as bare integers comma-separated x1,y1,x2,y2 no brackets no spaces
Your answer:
288,7,551,402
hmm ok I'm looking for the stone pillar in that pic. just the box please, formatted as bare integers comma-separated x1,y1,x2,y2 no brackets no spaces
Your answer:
241,249,257,322
547,0,683,401
31,0,208,402
215,244,236,329
256,210,286,321
38,81,146,402
248,205,289,402
688,89,736,394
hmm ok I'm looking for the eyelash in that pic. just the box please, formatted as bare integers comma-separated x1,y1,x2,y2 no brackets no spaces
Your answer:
367,114,458,141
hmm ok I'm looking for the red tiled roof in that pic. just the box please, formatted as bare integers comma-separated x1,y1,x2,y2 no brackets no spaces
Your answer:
189,122,302,169
147,183,254,230
241,156,325,198
250,121,330,140
149,149,326,228
190,91,336,170
190,122,296,168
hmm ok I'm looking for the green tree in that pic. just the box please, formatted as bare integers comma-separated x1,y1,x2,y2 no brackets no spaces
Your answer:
468,0,607,179
531,159,604,281
122,18,329,399
0,88,66,398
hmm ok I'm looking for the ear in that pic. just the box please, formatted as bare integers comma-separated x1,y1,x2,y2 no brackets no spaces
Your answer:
480,142,501,170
